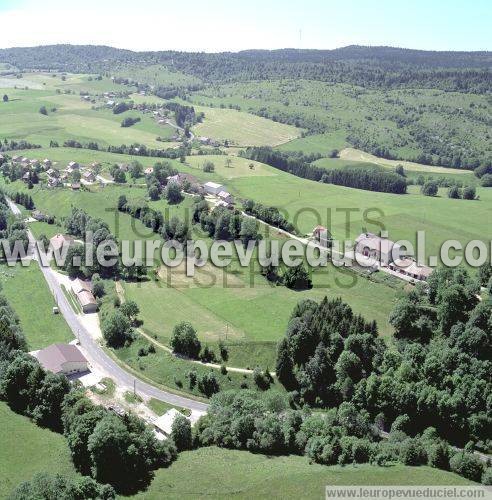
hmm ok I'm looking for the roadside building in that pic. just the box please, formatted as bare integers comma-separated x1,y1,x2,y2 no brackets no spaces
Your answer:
49,234,75,254
354,232,402,266
203,181,224,196
389,258,433,281
71,278,98,313
35,343,88,375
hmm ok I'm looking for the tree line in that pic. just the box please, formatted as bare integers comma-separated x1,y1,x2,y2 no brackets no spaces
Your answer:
241,147,407,194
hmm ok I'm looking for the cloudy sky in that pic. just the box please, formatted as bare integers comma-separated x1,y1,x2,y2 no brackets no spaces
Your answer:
0,0,490,52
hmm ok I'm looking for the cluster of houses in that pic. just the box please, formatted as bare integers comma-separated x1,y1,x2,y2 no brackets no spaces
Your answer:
354,232,433,282
311,227,433,282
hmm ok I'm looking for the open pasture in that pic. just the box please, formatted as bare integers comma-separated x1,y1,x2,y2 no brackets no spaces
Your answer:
191,104,302,147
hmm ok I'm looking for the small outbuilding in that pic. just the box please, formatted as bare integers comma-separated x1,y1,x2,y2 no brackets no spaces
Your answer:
71,278,98,313
203,181,224,196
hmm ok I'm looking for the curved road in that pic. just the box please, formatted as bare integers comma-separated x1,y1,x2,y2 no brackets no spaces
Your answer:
8,199,208,412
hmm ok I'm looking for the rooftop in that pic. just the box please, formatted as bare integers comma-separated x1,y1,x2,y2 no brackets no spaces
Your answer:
36,344,87,374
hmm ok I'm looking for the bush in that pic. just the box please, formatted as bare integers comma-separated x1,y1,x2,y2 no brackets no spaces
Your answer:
447,185,462,199
462,186,476,200
282,264,312,290
203,161,215,173
427,441,450,470
170,322,201,359
421,181,438,196
482,468,492,485
480,174,492,187
171,415,192,451
39,106,48,115
121,116,141,127
449,452,484,482
399,439,427,466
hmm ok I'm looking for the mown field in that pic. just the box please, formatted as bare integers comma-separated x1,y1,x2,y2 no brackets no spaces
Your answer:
133,446,475,499
0,263,73,349
0,402,78,498
191,104,302,147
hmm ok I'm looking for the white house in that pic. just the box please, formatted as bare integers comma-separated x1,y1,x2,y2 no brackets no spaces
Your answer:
203,181,224,196
35,344,88,375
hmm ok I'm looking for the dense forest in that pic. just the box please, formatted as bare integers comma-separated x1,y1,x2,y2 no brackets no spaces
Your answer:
0,45,490,92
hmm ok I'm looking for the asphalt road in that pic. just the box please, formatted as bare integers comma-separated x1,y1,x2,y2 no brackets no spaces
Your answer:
8,199,208,412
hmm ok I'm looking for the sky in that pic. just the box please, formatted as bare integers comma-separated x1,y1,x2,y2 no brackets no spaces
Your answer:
0,0,490,52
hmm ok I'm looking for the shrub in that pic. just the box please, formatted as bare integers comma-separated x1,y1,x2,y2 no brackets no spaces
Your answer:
482,468,492,485
427,441,450,470
421,181,438,196
449,452,484,482
462,186,476,200
171,415,192,451
170,322,201,359
399,439,427,466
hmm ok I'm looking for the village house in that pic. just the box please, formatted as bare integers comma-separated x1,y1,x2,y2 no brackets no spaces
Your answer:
166,173,198,187
198,136,210,145
70,182,81,190
312,225,332,246
11,155,21,163
46,168,59,178
21,172,31,183
217,190,234,205
29,158,40,167
49,234,75,254
43,158,52,168
71,278,98,314
82,171,96,182
144,167,154,175
35,343,88,375
117,163,129,172
48,177,62,188
203,181,224,196
389,258,433,281
354,232,402,266
66,161,80,173
153,408,184,438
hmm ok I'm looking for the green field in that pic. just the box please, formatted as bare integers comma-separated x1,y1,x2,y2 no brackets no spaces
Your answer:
0,264,73,349
0,402,78,498
134,446,475,499
0,75,176,148
191,104,302,147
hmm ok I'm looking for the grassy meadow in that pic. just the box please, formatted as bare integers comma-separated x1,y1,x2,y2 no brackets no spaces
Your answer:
191,104,302,146
0,263,73,349
0,402,78,498
133,446,475,499
0,74,176,148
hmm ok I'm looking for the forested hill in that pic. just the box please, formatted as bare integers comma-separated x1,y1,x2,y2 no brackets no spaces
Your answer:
0,44,490,92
